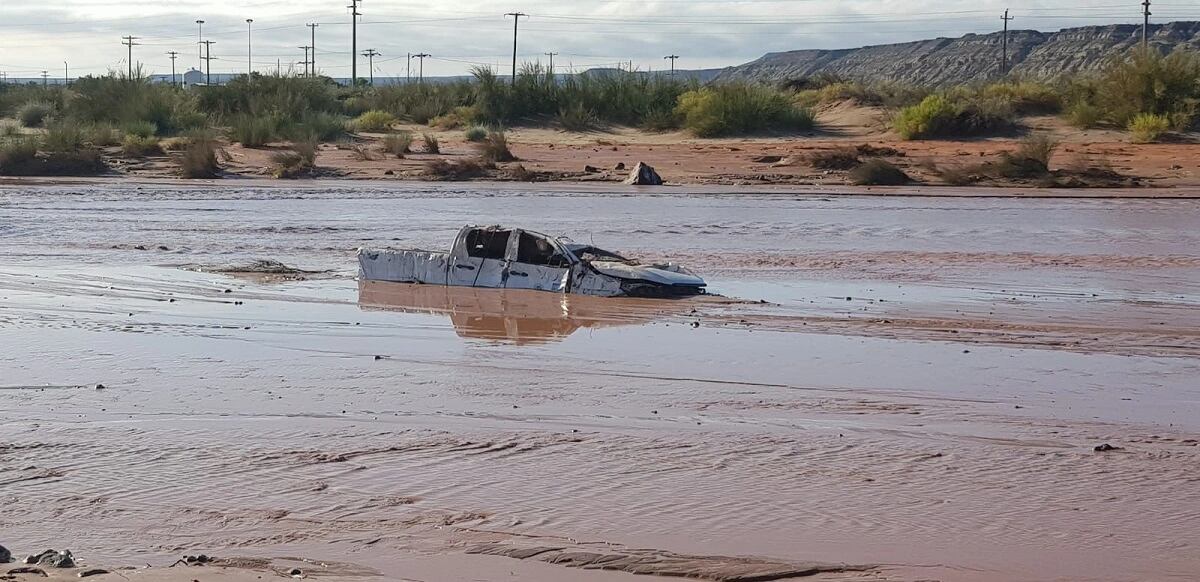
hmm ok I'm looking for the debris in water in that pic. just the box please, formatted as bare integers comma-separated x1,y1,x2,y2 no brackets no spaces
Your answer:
1094,443,1122,452
78,569,111,578
0,544,10,563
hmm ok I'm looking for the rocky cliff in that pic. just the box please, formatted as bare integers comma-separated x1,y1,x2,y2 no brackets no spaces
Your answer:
711,22,1200,87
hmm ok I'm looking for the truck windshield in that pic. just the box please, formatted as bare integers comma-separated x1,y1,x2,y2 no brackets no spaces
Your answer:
465,229,510,260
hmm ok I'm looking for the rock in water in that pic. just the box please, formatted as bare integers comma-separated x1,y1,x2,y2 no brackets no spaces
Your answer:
32,549,75,568
623,162,664,186
0,544,10,563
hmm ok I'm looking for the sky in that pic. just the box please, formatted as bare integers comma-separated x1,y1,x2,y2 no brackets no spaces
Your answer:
0,0,1196,81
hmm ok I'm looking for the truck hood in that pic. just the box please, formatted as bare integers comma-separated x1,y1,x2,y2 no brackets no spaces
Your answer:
588,261,707,288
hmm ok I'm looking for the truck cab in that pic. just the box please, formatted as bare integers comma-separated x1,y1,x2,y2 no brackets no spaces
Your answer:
447,226,576,292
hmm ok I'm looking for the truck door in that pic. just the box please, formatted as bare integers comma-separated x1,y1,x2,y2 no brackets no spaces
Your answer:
504,230,572,292
448,228,512,288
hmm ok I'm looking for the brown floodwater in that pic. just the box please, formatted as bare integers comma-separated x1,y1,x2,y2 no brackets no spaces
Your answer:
1,181,1199,581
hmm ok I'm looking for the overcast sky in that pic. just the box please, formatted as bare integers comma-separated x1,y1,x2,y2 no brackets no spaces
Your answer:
0,1,1195,80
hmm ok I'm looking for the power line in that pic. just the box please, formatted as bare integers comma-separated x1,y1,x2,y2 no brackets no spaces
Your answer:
1143,0,1152,50
167,50,179,86
362,48,380,85
121,35,140,77
200,40,216,84
664,54,679,77
412,52,430,83
307,23,320,75
505,12,527,82
545,51,557,73
1001,9,1014,75
348,0,362,84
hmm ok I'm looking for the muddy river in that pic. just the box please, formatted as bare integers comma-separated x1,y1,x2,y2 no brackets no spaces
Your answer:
2,182,1199,582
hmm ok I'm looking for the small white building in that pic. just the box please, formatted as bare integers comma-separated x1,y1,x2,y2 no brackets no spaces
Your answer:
183,69,205,87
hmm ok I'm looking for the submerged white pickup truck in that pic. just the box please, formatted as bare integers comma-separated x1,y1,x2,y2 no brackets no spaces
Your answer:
358,225,706,298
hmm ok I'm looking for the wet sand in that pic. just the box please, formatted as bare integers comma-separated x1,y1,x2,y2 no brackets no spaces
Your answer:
2,182,1199,581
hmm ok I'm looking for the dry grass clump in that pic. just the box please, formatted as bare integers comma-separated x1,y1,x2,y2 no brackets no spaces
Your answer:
849,159,911,185
475,130,515,162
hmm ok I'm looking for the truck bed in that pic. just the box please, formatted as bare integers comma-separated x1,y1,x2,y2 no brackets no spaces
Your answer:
358,249,450,286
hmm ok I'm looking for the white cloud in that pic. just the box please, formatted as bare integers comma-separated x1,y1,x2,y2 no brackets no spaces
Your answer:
0,0,1189,80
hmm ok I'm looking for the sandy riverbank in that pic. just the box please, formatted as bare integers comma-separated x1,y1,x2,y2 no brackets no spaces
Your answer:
23,102,1196,191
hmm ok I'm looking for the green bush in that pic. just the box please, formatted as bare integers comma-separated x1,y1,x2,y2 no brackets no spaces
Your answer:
180,132,220,178
894,94,1014,140
1067,102,1103,129
464,126,488,142
42,121,86,152
353,110,396,132
476,130,515,162
640,107,680,132
1128,113,1171,143
422,133,440,154
675,85,814,137
557,102,600,131
1094,50,1200,128
290,112,345,141
382,131,413,156
228,115,278,147
86,123,120,147
122,134,163,157
17,101,53,128
0,121,21,137
971,81,1062,115
122,120,158,138
849,159,911,185
0,136,40,174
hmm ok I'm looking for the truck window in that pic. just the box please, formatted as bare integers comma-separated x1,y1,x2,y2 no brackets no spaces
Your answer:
465,229,510,260
516,232,568,267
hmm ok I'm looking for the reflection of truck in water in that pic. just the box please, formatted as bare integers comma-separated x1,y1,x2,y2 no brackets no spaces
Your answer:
358,225,706,298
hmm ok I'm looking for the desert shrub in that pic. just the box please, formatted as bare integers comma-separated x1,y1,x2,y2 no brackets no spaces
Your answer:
557,102,600,131
429,106,475,129
293,139,318,167
1015,134,1058,168
121,135,163,157
0,136,106,176
17,101,53,128
0,121,21,137
640,107,680,132
228,115,278,147
180,132,220,178
849,159,910,185
353,110,395,132
894,94,1014,140
66,71,200,135
122,120,158,138
42,121,86,152
1094,50,1200,128
348,145,375,161
971,81,1062,115
0,137,41,174
1067,102,1103,129
382,131,413,156
1128,113,1171,143
424,158,488,180
270,142,317,179
290,112,345,141
85,123,120,147
422,133,440,154
464,126,488,142
807,148,862,170
675,85,814,137
475,130,515,162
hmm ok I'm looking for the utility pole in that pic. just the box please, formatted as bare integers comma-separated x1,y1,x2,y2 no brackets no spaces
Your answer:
1142,0,1152,51
167,51,179,86
196,20,205,69
122,35,140,78
545,51,557,75
63,61,69,86
201,40,216,85
1001,10,1014,75
41,71,48,87
348,0,361,85
505,12,527,83
664,54,679,77
362,49,380,85
407,53,412,83
307,23,319,76
300,46,312,77
413,53,429,84
246,19,254,76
